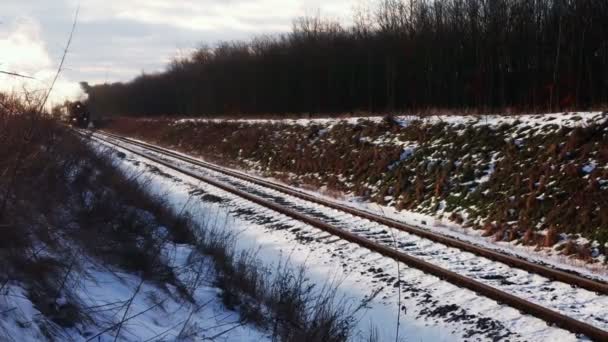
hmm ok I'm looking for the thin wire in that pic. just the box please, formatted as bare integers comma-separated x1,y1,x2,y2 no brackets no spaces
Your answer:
0,71,35,80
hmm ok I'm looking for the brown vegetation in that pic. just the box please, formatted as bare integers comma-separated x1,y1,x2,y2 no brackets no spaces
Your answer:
1,99,197,331
103,114,608,262
1,97,368,341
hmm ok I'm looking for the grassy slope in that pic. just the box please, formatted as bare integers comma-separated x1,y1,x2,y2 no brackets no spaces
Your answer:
104,113,608,262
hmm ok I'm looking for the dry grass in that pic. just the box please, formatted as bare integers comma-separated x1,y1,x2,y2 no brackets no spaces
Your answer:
0,98,202,330
103,114,608,262
187,220,378,341
1,97,370,341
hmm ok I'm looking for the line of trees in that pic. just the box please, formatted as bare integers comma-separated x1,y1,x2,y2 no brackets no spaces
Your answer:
84,0,608,117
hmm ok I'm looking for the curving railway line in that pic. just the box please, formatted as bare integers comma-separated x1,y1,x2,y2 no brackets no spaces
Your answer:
83,129,608,341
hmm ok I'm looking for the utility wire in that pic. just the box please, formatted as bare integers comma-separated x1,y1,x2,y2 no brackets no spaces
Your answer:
0,70,35,79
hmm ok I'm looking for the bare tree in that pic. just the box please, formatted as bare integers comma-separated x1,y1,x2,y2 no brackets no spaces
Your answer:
84,0,608,117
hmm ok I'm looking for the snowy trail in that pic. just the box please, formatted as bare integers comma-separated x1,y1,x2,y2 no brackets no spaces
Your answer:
90,131,608,341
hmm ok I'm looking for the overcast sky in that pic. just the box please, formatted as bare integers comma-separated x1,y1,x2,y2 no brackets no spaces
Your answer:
0,0,354,106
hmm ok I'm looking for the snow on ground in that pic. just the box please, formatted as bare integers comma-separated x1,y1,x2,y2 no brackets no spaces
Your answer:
0,148,270,341
1,260,268,342
0,243,268,342
270,178,608,283
325,195,608,283
112,134,608,332
120,132,608,283
94,136,586,341
173,111,607,130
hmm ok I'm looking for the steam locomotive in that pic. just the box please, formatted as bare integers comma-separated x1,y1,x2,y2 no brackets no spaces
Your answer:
68,102,90,128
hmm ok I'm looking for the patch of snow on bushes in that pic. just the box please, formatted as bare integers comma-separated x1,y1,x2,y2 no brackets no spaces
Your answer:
582,162,596,174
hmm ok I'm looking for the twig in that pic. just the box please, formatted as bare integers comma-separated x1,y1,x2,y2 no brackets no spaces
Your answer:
37,3,79,113
141,318,189,342
203,322,246,341
0,4,79,219
378,205,402,342
141,299,215,342
177,298,215,339
113,277,144,342
0,245,48,294
85,296,167,341
0,307,16,315
57,256,76,298
82,300,128,314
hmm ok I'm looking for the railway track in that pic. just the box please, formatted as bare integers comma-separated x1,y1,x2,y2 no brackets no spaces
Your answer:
96,131,608,292
86,129,608,341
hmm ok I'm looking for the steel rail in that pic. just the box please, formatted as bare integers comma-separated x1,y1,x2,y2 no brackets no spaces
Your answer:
87,130,608,341
98,130,608,295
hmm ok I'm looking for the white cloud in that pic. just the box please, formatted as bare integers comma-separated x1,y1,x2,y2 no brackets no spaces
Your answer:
1,0,356,87
0,17,86,108
74,0,354,32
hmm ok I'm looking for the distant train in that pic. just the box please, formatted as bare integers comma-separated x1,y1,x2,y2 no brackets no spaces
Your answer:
68,101,90,128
